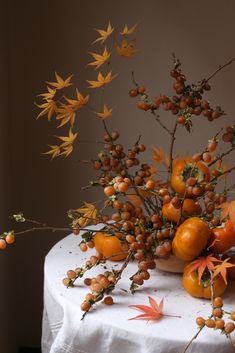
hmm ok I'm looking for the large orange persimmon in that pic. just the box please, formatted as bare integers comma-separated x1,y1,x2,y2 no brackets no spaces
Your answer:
172,217,211,261
162,198,201,223
183,264,227,298
171,157,210,196
94,232,128,261
211,220,235,254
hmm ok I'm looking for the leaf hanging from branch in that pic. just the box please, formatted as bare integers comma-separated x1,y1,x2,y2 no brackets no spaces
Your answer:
92,22,114,44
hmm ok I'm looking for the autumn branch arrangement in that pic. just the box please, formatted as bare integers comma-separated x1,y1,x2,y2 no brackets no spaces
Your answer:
2,22,235,351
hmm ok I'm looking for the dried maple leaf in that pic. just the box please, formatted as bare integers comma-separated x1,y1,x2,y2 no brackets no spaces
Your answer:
120,23,138,36
56,129,77,147
38,86,56,101
96,104,113,120
56,105,76,128
47,72,73,90
88,47,111,69
36,100,57,121
65,89,90,109
152,147,165,164
116,39,138,58
129,296,164,321
43,145,61,159
93,22,114,44
74,202,97,227
50,129,78,158
187,255,220,284
213,258,235,285
87,71,117,88
218,200,235,228
56,89,89,127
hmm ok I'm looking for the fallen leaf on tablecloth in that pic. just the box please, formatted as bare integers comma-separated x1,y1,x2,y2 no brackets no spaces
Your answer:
129,296,164,321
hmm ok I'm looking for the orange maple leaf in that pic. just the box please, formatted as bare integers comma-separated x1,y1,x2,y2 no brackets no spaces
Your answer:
152,147,165,164
213,258,235,285
92,22,114,44
218,200,235,229
88,47,111,69
187,255,220,284
120,23,138,36
116,39,138,58
96,104,113,120
87,71,117,89
36,100,57,121
46,72,73,90
129,297,164,321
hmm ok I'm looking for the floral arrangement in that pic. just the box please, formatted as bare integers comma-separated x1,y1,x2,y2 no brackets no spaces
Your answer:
2,22,235,351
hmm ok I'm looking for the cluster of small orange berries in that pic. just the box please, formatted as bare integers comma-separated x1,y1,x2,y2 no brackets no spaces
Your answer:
196,297,235,335
0,231,15,250
62,254,104,287
129,60,224,131
80,271,117,312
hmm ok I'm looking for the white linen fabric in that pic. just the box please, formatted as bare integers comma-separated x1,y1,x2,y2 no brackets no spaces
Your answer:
42,227,235,353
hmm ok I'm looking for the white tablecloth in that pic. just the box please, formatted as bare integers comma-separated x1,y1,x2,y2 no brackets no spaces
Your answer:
42,226,235,353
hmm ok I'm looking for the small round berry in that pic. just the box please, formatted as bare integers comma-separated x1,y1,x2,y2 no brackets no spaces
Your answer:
129,89,138,97
5,233,15,244
84,278,92,286
0,239,6,249
213,297,223,308
103,296,114,305
104,185,115,197
192,153,201,162
207,140,217,152
196,317,205,327
67,270,76,279
205,318,216,328
81,301,91,312
215,319,225,329
224,322,235,334
118,182,129,193
80,243,88,252
212,308,223,318
138,86,146,94
62,278,71,287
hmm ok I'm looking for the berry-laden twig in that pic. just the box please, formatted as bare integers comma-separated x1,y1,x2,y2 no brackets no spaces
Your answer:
80,250,134,320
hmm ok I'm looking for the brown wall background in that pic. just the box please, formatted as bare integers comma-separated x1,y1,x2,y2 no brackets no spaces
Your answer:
1,0,235,352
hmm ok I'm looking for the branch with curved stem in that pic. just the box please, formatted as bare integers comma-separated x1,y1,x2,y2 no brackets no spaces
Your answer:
204,57,235,84
208,145,235,167
150,110,172,136
167,119,178,182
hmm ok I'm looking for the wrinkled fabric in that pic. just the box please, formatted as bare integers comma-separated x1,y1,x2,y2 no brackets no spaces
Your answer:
42,229,235,353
